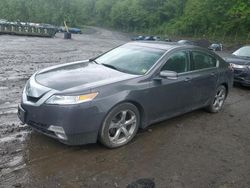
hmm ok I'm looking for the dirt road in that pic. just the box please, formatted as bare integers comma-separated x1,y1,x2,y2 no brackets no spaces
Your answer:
0,27,250,188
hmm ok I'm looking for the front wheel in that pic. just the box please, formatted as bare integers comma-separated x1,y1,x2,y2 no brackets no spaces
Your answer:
99,103,140,148
206,85,227,113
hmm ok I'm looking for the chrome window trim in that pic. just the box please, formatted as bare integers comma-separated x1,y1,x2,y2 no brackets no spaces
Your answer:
177,51,219,76
178,67,218,76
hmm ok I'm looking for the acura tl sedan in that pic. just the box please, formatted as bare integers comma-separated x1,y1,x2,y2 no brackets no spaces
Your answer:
220,46,250,86
18,42,233,148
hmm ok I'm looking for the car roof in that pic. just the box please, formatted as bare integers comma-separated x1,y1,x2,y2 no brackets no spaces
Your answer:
127,41,192,51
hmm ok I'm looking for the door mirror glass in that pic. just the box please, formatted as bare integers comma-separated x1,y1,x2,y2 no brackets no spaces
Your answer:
159,70,178,79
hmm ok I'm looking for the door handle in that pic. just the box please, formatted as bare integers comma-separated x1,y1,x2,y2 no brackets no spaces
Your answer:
184,77,191,82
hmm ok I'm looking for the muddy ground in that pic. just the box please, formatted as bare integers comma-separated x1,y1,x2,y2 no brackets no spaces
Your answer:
0,27,250,188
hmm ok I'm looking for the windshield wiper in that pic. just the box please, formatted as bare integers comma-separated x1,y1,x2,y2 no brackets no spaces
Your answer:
89,58,99,64
101,63,118,70
90,59,119,71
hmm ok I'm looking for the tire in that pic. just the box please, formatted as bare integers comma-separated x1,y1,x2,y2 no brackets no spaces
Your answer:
206,85,227,113
99,103,140,148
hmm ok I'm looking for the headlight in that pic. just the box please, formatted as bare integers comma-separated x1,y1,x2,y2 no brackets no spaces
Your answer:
231,64,248,69
45,92,98,105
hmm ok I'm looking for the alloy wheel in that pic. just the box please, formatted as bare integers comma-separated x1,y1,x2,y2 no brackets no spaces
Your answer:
213,87,226,111
108,110,137,145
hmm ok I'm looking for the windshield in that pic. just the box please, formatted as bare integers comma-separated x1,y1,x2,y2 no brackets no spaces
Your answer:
233,46,250,58
95,44,165,75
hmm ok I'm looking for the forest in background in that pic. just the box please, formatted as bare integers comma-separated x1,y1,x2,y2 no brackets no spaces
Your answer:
0,0,249,40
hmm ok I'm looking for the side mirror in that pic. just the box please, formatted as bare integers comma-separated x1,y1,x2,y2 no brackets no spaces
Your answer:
159,70,178,80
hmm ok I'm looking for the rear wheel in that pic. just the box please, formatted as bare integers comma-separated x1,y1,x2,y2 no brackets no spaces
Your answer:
206,85,227,113
99,103,140,148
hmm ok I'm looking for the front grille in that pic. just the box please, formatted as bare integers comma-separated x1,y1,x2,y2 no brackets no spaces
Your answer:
27,96,40,103
28,120,55,136
25,80,48,103
28,120,48,128
234,68,245,74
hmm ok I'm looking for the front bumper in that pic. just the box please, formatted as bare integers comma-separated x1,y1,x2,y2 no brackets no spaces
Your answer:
17,74,107,145
233,68,250,86
18,75,105,145
19,101,105,145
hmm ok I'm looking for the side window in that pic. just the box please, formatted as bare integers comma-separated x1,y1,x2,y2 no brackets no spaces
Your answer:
191,51,217,70
161,51,189,73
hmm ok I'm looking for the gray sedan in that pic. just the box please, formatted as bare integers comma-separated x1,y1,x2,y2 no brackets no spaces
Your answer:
18,42,233,148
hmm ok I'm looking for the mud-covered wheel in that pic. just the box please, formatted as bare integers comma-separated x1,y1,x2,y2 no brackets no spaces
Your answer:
99,103,140,148
206,85,227,113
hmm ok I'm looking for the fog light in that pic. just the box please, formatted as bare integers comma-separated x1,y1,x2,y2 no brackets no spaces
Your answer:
55,132,67,140
48,125,67,140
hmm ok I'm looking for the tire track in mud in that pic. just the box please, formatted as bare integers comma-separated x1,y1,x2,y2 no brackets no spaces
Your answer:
0,27,128,188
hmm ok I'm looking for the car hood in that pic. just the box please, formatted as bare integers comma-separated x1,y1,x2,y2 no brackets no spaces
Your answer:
218,52,250,65
35,61,138,91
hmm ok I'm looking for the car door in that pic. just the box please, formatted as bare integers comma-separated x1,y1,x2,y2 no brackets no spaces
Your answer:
147,50,195,122
189,50,218,108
